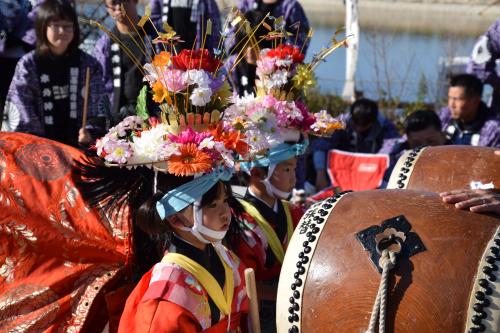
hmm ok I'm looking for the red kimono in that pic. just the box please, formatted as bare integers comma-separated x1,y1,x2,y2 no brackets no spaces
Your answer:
0,133,133,332
118,244,249,333
230,193,303,282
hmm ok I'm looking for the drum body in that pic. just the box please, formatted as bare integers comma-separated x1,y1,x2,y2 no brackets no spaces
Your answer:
277,190,500,333
387,146,500,192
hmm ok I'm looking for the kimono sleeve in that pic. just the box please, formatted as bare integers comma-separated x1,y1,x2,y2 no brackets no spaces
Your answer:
127,299,201,333
2,53,44,135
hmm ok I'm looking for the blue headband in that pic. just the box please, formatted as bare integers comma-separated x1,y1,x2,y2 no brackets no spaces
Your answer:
156,167,233,219
239,141,308,173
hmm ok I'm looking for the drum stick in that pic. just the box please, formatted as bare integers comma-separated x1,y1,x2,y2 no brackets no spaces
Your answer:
244,268,261,333
82,66,90,129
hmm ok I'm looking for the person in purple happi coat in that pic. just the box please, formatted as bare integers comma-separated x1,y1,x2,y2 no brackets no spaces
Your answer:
439,74,500,148
149,0,221,52
93,0,159,125
2,0,107,147
225,0,310,96
468,19,500,115
0,0,46,116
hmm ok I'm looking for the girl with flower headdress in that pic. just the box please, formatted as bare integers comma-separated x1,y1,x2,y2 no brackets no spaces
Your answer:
2,0,107,147
80,115,250,332
224,39,345,332
85,35,251,330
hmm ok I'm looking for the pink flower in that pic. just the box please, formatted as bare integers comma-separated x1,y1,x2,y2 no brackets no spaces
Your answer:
168,127,212,145
291,101,316,130
161,69,188,92
256,56,276,77
261,94,278,109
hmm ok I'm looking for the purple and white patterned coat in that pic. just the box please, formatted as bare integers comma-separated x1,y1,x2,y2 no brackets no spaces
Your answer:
2,50,107,137
467,19,500,115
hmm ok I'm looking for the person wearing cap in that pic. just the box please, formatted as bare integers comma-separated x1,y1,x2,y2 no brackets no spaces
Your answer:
229,138,306,333
86,42,251,331
223,41,343,332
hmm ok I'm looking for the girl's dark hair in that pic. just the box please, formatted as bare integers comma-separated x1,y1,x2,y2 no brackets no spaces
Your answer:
74,157,232,236
74,158,232,278
134,172,232,236
35,0,80,56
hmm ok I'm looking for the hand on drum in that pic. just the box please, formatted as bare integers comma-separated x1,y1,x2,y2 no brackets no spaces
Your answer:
440,189,500,215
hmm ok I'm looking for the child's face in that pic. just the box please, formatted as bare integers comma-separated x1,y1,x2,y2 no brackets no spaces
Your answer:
46,19,74,55
270,157,297,194
174,184,232,242
200,186,232,240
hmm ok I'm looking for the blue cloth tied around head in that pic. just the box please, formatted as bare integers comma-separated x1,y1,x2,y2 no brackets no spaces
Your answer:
156,167,233,219
240,140,309,173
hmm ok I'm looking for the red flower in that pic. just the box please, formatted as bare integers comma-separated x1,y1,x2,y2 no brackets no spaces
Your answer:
267,44,304,63
171,49,222,73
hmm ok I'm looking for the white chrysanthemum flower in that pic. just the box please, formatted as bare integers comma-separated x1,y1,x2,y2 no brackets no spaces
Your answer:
214,142,235,168
185,69,210,88
190,87,213,106
199,136,216,150
267,69,288,89
245,129,270,152
104,140,132,164
128,124,170,164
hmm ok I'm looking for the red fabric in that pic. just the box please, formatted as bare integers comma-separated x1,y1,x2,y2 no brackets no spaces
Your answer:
307,187,336,205
119,257,249,333
0,133,133,332
327,149,389,191
230,202,302,282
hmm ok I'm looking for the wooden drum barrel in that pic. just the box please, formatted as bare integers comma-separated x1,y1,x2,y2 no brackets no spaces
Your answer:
277,190,500,333
387,145,500,192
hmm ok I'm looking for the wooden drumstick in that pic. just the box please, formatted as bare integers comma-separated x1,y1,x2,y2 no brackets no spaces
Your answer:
244,268,261,333
81,66,90,129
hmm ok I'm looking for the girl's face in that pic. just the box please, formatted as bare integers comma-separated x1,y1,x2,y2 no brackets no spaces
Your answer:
173,183,232,242
270,157,297,193
46,19,74,55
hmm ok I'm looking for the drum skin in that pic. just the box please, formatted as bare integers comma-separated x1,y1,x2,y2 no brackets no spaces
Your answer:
387,146,500,192
277,190,500,333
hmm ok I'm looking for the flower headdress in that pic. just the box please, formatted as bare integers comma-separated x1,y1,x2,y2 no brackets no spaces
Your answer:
89,8,260,226
223,30,348,173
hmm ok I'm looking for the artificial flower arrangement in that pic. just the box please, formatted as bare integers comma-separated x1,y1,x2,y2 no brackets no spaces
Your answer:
90,8,257,175
95,115,249,176
224,33,348,157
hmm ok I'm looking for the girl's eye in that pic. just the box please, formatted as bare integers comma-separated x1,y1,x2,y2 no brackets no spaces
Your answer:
206,203,217,209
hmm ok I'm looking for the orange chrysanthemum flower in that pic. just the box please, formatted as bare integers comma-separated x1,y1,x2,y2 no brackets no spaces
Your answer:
152,81,168,103
152,51,171,67
167,143,212,176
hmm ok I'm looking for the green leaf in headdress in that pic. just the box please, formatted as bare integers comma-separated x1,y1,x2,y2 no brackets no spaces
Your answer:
136,86,149,120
